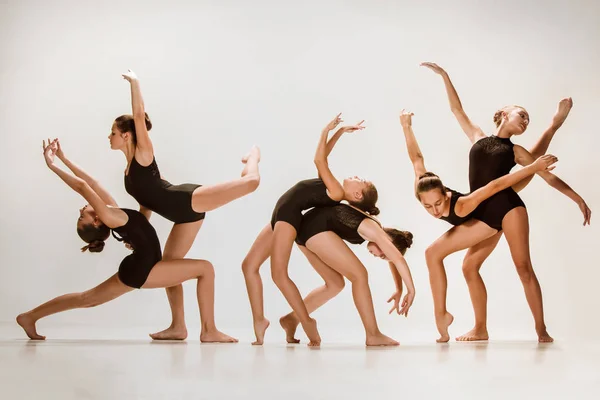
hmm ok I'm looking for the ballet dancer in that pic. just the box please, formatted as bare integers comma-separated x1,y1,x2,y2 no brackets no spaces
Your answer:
16,139,236,342
243,114,401,346
113,70,261,340
278,203,415,346
420,62,591,342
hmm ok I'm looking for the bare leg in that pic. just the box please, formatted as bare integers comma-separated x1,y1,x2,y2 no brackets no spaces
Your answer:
280,245,345,344
456,232,502,341
191,146,261,213
150,220,203,341
16,274,133,340
241,224,273,345
425,220,497,343
306,232,398,346
270,221,321,346
502,207,553,343
143,259,237,343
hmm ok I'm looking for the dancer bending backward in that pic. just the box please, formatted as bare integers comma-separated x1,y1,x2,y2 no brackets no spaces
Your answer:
399,109,558,342
115,70,260,341
243,114,411,346
421,62,591,343
278,203,415,346
16,140,232,342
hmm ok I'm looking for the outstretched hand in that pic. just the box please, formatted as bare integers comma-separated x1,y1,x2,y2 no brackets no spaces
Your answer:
42,139,58,167
420,62,446,75
579,200,592,226
399,109,414,127
387,291,402,315
552,97,573,128
398,291,415,317
339,120,366,134
122,69,138,83
532,154,558,172
324,113,343,132
53,138,66,160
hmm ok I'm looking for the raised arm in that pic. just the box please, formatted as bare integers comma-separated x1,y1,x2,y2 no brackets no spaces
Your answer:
42,141,127,229
399,110,427,186
324,119,364,157
421,62,486,144
455,154,558,217
357,219,415,316
52,138,118,207
122,70,154,158
513,145,591,225
512,98,573,193
314,114,363,201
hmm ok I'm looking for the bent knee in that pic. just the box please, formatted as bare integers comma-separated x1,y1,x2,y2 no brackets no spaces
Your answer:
425,244,445,264
241,258,257,275
515,262,534,283
327,275,346,293
462,258,483,277
200,261,215,278
271,268,289,285
347,269,368,284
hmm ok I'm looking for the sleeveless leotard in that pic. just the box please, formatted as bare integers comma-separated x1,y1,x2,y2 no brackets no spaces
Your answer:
271,178,339,232
112,208,163,288
125,156,205,224
295,204,369,246
468,136,525,231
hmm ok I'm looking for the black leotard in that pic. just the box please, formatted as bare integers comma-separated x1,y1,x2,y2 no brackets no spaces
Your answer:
125,156,205,224
468,135,525,231
295,204,368,246
440,187,472,226
271,178,339,232
112,208,163,289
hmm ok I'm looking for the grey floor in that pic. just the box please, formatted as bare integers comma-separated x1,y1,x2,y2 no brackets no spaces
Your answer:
1,324,599,400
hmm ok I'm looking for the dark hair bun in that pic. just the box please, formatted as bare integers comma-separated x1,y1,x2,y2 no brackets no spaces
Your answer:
369,206,380,216
401,231,414,248
144,112,153,131
81,240,106,253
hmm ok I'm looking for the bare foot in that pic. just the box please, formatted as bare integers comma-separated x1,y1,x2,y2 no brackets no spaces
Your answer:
200,330,239,343
366,332,400,347
16,313,45,340
456,327,489,342
537,329,554,343
279,314,300,344
435,312,454,343
251,318,270,345
149,325,188,341
301,318,321,347
241,145,261,177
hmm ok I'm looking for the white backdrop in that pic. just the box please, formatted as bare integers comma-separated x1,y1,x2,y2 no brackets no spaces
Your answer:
1,0,598,343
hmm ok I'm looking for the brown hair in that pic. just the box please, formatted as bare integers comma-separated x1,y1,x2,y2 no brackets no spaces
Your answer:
349,182,380,216
77,223,110,253
384,228,413,255
114,113,152,145
493,105,528,127
416,172,446,200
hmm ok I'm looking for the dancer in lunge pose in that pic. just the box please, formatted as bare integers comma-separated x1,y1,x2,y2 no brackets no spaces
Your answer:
16,139,236,343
